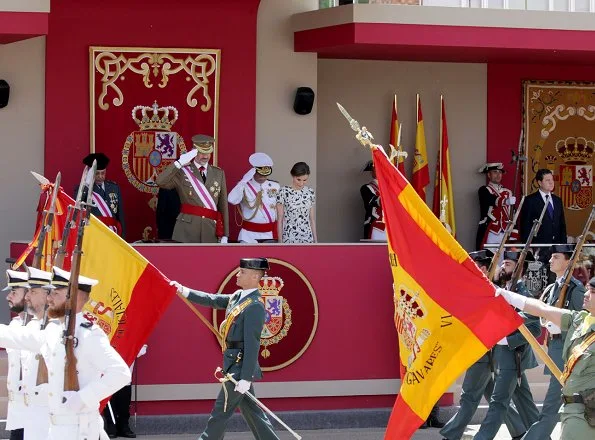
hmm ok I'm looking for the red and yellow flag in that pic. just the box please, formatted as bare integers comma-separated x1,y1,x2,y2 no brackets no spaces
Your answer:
432,96,456,237
371,147,522,439
411,94,430,201
13,184,76,271
389,95,405,173
80,215,176,365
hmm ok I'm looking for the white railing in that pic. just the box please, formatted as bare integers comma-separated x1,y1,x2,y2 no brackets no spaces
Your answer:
320,0,595,13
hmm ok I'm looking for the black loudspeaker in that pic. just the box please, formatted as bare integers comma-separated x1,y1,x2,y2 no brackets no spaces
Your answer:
0,80,9,109
293,87,315,115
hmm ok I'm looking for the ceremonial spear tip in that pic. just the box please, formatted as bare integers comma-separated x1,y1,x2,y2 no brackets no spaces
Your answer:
31,171,50,185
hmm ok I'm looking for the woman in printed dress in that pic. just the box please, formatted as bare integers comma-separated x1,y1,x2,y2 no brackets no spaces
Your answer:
276,162,317,243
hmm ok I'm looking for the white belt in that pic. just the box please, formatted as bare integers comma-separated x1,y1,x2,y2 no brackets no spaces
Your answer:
49,411,94,426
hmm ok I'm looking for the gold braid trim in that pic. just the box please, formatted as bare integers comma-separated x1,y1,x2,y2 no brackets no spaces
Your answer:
235,188,263,224
220,298,254,351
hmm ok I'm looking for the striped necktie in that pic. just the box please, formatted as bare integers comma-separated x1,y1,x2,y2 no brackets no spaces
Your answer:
546,195,554,218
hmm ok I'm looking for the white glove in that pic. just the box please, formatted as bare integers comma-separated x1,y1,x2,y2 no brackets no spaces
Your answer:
495,288,527,310
545,321,561,335
220,236,228,244
506,196,517,206
169,280,189,298
177,149,198,167
241,168,256,184
496,337,508,345
62,391,86,412
137,344,148,358
234,379,251,394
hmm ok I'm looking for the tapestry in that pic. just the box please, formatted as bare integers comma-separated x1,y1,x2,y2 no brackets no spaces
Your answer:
90,47,220,241
523,81,595,240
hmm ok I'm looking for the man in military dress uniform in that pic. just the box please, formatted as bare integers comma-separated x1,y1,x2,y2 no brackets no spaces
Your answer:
3,270,29,440
0,266,131,440
360,160,386,240
228,153,280,243
21,267,52,440
440,250,526,440
473,251,541,440
521,244,586,440
156,134,229,243
171,258,280,440
497,277,595,439
476,163,516,250
76,152,126,238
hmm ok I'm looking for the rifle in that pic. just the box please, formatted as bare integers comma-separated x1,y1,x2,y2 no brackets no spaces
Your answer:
487,195,526,281
32,173,61,271
509,128,527,220
63,161,97,394
509,199,548,293
54,168,88,269
555,205,595,309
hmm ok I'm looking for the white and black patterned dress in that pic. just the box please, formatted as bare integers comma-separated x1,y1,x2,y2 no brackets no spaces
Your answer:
277,186,315,243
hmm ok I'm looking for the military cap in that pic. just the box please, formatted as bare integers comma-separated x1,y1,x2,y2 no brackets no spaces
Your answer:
240,258,269,271
469,249,494,263
83,152,110,170
191,134,215,154
27,267,53,289
51,266,99,293
3,270,29,291
362,160,374,173
503,250,534,262
249,152,273,177
550,244,575,255
589,277,595,288
478,162,505,174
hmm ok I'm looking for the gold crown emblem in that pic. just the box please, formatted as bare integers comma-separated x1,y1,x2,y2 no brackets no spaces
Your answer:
544,155,557,165
131,101,178,131
396,288,425,320
555,137,594,165
259,276,284,296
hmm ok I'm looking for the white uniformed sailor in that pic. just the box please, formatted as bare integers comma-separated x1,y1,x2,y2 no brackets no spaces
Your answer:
0,267,131,440
228,152,280,243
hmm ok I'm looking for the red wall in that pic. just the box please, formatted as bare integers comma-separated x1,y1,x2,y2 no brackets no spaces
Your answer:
45,0,260,202
486,63,595,193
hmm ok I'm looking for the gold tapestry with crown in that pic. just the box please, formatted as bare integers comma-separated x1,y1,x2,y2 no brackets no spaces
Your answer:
523,81,595,239
90,47,220,241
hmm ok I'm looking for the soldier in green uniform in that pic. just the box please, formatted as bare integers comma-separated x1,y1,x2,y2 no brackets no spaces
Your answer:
440,250,526,440
473,251,541,440
522,244,586,440
156,134,229,243
497,277,595,439
75,153,126,238
170,258,279,440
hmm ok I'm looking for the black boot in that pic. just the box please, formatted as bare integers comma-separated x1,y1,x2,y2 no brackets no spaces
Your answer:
117,423,136,439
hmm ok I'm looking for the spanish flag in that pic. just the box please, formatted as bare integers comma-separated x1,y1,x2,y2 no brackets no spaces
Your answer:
411,94,430,202
371,147,523,439
389,95,405,173
13,184,76,271
80,216,176,365
432,96,456,237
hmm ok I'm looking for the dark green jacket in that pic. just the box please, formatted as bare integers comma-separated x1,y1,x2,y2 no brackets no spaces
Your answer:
187,288,265,381
494,312,542,371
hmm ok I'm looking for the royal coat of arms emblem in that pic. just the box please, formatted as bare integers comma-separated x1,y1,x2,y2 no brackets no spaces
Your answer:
394,285,431,369
122,101,188,194
556,137,593,210
258,276,292,358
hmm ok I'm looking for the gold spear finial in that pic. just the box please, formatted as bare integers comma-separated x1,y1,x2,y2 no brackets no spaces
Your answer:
336,102,378,150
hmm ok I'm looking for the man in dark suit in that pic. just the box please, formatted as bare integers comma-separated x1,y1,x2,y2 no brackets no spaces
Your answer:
520,168,566,247
360,160,385,240
75,153,126,238
171,258,279,440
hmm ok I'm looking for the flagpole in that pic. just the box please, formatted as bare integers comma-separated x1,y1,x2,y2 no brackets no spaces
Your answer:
178,294,224,348
518,324,563,383
439,95,444,203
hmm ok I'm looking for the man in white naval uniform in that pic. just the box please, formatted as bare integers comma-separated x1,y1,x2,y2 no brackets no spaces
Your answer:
21,267,52,440
0,266,131,440
3,270,29,440
228,152,280,243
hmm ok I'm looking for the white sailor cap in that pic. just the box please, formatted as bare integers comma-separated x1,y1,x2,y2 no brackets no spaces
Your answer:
27,267,53,289
3,269,29,291
51,266,99,293
249,152,273,176
478,162,506,173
